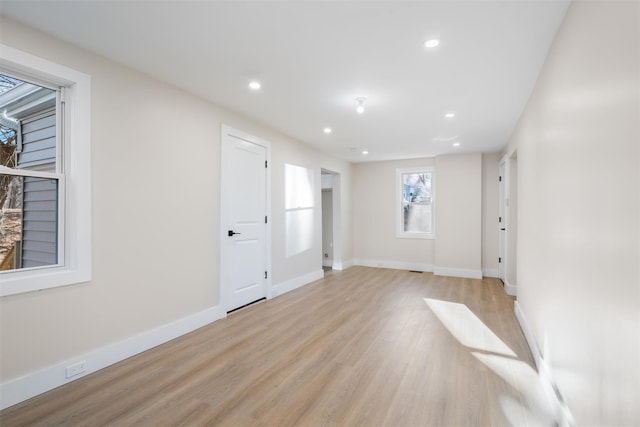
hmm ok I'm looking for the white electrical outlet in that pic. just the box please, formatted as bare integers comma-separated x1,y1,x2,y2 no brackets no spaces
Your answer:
65,361,86,379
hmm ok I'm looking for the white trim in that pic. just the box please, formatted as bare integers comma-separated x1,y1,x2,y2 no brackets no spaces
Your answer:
270,269,324,298
499,156,507,282
504,279,517,296
483,268,500,278
354,258,433,272
514,301,540,369
514,302,574,426
0,305,224,410
433,266,483,279
332,259,353,271
0,44,92,297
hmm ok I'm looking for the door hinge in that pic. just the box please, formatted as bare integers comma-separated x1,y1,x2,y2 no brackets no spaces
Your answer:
498,257,502,263
499,176,502,182
265,160,268,168
499,216,502,223
265,216,268,224
265,271,268,279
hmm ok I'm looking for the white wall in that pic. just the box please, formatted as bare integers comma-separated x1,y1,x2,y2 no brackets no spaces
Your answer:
352,154,494,279
0,17,353,400
353,158,436,271
434,153,482,278
505,1,639,424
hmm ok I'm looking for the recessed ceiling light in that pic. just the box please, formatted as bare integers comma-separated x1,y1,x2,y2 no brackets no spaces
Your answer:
362,150,369,155
248,81,261,90
355,97,367,114
453,142,461,147
445,112,456,119
324,127,332,134
424,39,440,48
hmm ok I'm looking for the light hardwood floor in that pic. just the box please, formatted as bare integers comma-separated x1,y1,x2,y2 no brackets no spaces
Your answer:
1,267,556,426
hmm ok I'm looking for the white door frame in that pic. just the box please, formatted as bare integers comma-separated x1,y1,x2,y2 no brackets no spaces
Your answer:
219,124,271,314
506,152,518,296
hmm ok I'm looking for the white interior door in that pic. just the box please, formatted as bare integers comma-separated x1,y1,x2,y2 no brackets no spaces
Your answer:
498,158,506,282
221,127,268,312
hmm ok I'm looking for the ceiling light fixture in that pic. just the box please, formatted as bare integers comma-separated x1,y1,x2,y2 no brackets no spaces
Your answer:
355,97,367,114
445,112,456,119
362,150,369,155
453,142,461,147
248,81,261,90
424,39,440,48
324,127,332,134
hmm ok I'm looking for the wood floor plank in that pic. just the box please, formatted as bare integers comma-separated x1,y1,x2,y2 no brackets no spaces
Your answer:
0,267,552,426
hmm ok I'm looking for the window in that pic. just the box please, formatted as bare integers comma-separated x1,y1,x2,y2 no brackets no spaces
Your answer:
284,163,314,257
0,45,91,296
396,166,435,239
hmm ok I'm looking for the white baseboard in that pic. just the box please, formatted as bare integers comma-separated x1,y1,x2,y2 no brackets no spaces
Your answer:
0,305,225,410
514,301,574,426
514,301,540,369
483,268,500,278
354,258,433,272
270,269,324,298
333,259,353,271
433,266,483,279
504,279,517,296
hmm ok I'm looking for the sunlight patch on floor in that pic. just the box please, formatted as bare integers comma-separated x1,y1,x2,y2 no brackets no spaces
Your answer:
423,298,517,357
424,297,559,426
473,352,557,426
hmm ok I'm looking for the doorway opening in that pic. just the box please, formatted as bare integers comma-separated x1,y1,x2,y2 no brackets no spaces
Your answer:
320,169,343,271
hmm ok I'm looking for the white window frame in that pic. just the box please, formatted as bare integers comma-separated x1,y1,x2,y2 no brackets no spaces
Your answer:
0,45,91,297
396,166,435,239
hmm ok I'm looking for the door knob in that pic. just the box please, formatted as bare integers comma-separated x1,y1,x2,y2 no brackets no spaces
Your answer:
228,230,241,237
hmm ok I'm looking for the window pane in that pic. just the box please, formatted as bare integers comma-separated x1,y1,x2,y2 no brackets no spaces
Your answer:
1,74,59,272
285,164,314,209
402,172,432,233
0,174,58,271
0,74,57,173
285,208,314,257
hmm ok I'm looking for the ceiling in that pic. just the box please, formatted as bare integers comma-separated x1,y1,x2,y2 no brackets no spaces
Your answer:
0,1,570,163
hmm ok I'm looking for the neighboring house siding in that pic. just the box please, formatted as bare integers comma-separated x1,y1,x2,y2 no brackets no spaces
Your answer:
18,107,57,268
17,107,56,171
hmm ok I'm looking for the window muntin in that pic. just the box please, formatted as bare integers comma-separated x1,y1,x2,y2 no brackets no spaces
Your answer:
396,167,435,239
1,45,91,297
